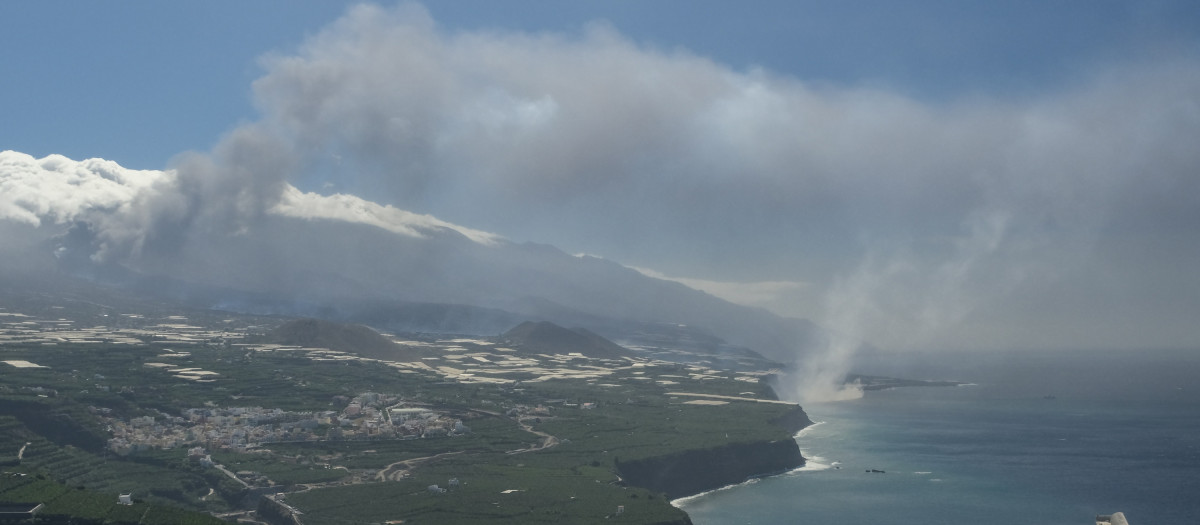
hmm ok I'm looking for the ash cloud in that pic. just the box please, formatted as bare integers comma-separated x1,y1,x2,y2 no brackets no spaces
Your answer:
233,3,1199,352
3,2,1199,374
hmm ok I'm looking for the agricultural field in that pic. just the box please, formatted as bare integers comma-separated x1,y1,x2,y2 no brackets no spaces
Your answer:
1,302,804,524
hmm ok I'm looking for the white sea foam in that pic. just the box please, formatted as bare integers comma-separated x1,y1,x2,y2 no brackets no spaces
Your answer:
670,475,764,507
794,420,825,439
796,450,836,472
672,441,834,507
914,471,933,475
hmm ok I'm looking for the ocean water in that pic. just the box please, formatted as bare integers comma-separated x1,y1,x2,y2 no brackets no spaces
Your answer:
677,349,1200,524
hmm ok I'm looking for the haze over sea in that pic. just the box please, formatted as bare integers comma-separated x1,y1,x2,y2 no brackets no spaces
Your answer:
678,348,1200,524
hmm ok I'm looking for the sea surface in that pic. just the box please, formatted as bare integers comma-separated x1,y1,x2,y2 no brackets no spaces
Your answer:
676,348,1200,524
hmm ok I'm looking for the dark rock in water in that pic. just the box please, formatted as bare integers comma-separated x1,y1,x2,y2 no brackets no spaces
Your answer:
263,318,420,361
500,321,633,359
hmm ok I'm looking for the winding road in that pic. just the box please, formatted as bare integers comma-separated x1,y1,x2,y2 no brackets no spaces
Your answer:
466,408,561,455
278,409,561,499
376,451,463,481
506,418,559,455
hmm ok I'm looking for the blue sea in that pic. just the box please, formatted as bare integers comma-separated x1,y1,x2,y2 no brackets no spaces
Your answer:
677,349,1200,524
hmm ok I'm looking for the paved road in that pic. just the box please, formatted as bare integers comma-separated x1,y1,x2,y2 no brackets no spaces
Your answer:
507,418,559,455
376,451,463,482
213,463,250,488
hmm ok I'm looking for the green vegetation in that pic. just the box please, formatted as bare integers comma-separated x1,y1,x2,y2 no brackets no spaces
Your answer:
0,470,222,524
1,311,803,524
286,462,685,525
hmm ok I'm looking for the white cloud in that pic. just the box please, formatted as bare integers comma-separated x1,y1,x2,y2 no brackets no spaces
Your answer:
0,151,160,226
0,150,501,252
271,185,502,245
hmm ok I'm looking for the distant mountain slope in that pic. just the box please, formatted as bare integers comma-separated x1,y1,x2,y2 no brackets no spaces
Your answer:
40,214,817,362
0,153,820,363
263,318,420,362
500,321,633,360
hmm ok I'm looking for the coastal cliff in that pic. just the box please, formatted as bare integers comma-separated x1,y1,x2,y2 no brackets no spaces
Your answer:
616,406,813,500
770,405,816,434
616,439,805,500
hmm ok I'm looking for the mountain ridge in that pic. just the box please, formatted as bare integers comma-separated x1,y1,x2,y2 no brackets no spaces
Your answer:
260,317,421,362
1,152,820,363
500,320,634,360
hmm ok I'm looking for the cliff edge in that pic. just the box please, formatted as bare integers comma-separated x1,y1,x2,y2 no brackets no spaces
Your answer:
616,406,813,500
616,439,805,500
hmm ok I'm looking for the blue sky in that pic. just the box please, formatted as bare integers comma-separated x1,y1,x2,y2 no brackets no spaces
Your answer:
6,1,1198,169
3,2,1200,352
